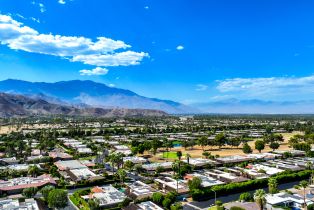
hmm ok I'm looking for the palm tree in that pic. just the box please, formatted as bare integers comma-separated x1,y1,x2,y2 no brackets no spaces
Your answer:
186,153,191,165
117,169,127,184
28,165,40,178
297,180,309,209
172,161,180,193
268,178,278,194
306,161,313,170
108,153,117,173
254,189,266,210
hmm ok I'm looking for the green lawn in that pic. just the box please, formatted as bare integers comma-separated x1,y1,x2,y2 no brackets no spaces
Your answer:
162,151,179,159
208,206,224,210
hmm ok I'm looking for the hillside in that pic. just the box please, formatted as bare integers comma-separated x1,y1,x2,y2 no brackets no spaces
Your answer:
0,92,168,118
0,79,197,114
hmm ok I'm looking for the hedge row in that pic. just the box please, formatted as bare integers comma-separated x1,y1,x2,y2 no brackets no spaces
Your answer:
192,170,313,201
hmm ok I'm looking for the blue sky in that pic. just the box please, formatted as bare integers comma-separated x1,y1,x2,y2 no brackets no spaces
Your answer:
1,0,314,104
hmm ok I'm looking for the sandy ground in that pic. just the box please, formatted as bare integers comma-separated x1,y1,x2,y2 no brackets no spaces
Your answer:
0,125,19,134
148,131,303,162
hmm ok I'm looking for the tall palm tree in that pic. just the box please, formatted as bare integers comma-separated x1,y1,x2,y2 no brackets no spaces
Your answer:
186,153,191,165
172,161,180,193
108,153,117,173
177,151,182,161
254,189,266,210
299,180,309,209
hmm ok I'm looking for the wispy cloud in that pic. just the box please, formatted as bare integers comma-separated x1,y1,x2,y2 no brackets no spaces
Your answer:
79,67,108,76
216,75,314,100
30,17,40,23
58,0,66,4
144,6,149,10
39,3,46,13
195,84,208,91
0,14,148,74
31,1,46,13
176,45,184,50
108,83,115,87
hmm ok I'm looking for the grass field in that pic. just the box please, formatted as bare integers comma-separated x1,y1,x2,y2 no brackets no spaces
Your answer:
162,151,179,159
208,206,224,210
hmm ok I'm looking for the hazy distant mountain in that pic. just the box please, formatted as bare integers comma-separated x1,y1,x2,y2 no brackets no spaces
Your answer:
0,79,197,114
193,98,314,114
0,92,167,118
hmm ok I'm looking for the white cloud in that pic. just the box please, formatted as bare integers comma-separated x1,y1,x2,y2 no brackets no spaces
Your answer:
39,3,46,13
58,0,66,4
30,17,40,23
195,84,208,91
79,67,108,76
176,45,184,50
0,14,148,73
72,51,148,66
16,14,26,20
216,75,314,100
108,83,115,87
144,6,149,10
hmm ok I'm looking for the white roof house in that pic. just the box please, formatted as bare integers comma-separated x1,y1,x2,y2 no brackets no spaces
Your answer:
82,185,126,207
126,181,156,199
155,177,188,194
137,201,164,210
0,198,39,210
182,158,217,167
266,192,313,209
142,162,173,171
185,173,224,187
123,156,147,164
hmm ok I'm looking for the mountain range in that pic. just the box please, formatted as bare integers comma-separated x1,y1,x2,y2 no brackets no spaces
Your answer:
0,79,196,114
0,79,313,115
0,92,167,118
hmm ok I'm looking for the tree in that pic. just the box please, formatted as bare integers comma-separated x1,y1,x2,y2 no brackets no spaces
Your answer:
269,142,280,151
124,160,134,170
215,133,227,149
41,185,55,201
230,207,245,210
295,180,309,209
162,198,172,209
198,136,208,151
242,142,252,154
177,151,182,161
306,161,313,170
28,165,40,177
186,153,191,165
188,177,202,191
88,199,100,210
48,189,68,209
22,187,38,198
308,204,314,210
255,140,265,153
202,151,210,159
254,189,266,210
152,192,164,205
239,192,252,202
134,164,143,175
152,139,162,155
268,178,278,194
215,200,223,207
117,169,127,184
170,202,183,210
156,166,165,175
